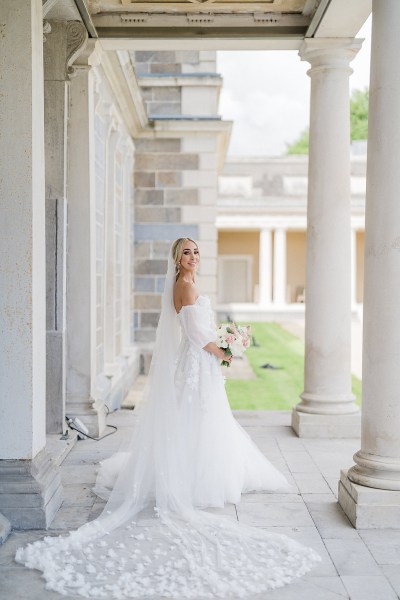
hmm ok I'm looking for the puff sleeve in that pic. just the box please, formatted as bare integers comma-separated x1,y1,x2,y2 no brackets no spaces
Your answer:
179,304,217,351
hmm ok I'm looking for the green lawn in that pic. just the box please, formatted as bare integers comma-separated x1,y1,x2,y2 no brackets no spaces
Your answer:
226,322,362,410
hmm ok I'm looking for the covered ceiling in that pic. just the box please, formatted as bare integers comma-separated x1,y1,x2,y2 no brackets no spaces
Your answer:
87,0,370,43
44,0,371,49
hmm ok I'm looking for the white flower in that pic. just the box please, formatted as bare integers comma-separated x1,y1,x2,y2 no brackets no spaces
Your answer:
230,339,245,357
86,564,96,574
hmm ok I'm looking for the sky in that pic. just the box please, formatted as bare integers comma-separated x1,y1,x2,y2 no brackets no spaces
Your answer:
217,16,371,157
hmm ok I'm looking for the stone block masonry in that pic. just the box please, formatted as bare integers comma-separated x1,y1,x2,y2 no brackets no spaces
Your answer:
131,50,226,353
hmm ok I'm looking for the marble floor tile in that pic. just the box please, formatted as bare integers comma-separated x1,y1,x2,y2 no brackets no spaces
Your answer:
233,410,291,427
89,501,107,520
325,477,341,498
262,576,349,600
358,529,400,564
0,530,54,568
203,504,238,520
280,451,320,474
0,565,67,600
61,484,97,508
381,564,400,596
240,492,302,503
341,575,398,600
49,505,93,530
305,576,349,597
60,464,97,486
277,437,307,451
5,410,400,600
292,472,333,494
324,538,382,576
259,526,337,577
236,500,315,527
305,499,359,539
302,493,337,504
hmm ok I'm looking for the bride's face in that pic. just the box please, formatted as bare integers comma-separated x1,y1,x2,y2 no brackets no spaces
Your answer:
180,241,200,274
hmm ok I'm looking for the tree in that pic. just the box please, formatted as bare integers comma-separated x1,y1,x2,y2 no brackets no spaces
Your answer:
286,88,369,155
350,88,369,140
286,128,309,155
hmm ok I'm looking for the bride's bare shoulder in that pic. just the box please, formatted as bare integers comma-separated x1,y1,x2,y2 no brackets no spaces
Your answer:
174,280,198,312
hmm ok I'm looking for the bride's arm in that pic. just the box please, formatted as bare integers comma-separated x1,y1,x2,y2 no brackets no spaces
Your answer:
179,291,232,363
203,341,232,363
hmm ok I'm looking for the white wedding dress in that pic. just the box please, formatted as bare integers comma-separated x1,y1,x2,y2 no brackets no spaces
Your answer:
16,251,320,598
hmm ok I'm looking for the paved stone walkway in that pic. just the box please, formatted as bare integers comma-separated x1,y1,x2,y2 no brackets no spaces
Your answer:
1,410,400,600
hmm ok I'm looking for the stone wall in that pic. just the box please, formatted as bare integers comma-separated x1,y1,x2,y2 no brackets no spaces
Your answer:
90,64,138,410
131,51,224,349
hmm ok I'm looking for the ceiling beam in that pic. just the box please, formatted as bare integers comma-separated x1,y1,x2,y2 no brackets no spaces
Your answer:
74,0,99,37
99,37,302,50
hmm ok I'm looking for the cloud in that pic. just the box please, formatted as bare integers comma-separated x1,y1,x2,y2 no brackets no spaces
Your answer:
217,16,371,157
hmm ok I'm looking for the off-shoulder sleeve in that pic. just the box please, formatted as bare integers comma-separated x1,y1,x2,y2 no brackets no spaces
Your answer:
179,304,217,351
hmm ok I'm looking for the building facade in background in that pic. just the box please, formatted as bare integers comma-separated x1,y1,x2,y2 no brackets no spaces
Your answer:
216,150,366,321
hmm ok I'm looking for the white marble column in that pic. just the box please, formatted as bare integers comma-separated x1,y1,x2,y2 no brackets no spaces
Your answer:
104,123,121,371
259,228,272,305
121,146,135,354
44,21,88,434
350,228,357,307
66,43,106,436
292,38,362,438
0,0,62,529
273,228,287,305
339,0,400,527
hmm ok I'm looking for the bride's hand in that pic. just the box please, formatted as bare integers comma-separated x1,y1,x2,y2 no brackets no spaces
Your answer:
220,350,232,363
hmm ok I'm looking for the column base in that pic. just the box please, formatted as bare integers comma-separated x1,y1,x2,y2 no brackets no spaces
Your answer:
46,330,66,434
338,469,400,528
291,408,361,438
66,396,107,437
0,513,11,544
0,450,63,529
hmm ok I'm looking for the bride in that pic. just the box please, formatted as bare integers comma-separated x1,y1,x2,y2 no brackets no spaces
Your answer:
16,237,320,598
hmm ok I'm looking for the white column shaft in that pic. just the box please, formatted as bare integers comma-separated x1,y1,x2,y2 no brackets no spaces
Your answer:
351,229,357,306
259,228,272,305
43,21,70,434
295,39,361,421
66,52,105,435
273,229,287,304
348,0,400,490
67,65,95,399
0,0,46,459
121,152,134,353
104,128,119,367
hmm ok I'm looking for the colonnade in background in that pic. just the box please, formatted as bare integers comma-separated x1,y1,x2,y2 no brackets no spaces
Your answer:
291,0,400,527
258,226,362,308
0,6,138,529
258,227,286,306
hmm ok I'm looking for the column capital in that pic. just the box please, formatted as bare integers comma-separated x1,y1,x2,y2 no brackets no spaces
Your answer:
66,21,89,77
299,38,363,71
70,39,102,76
43,20,90,81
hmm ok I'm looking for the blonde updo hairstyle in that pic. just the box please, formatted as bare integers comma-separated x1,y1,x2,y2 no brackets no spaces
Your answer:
171,237,199,281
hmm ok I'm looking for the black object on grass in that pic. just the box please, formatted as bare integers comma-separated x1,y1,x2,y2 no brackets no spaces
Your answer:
261,363,283,370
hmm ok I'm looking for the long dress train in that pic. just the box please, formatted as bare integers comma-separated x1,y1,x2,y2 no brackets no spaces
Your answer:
15,255,320,598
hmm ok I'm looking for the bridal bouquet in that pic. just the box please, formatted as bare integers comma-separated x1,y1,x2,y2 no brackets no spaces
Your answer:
216,322,251,367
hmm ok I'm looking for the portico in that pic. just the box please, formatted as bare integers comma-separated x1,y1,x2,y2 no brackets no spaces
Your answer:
2,0,400,540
